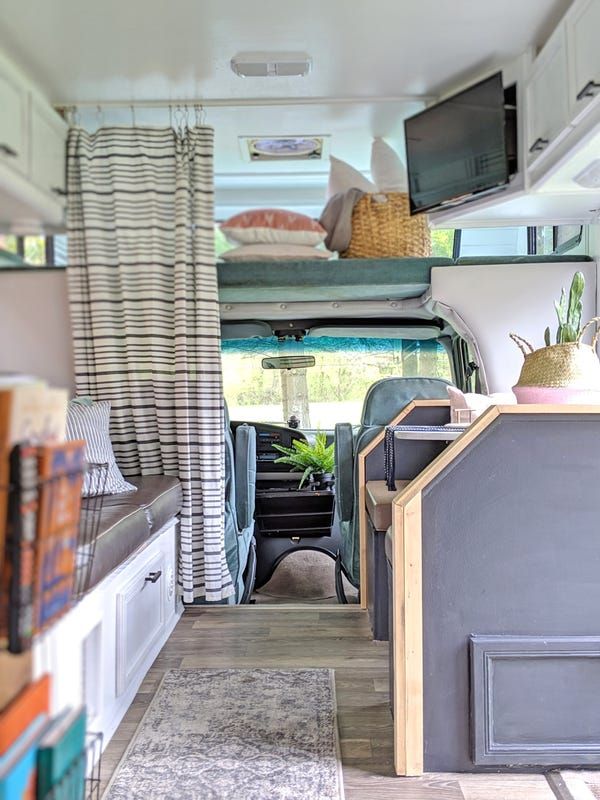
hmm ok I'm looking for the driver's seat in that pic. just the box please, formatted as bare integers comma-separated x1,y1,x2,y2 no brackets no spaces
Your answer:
334,377,450,596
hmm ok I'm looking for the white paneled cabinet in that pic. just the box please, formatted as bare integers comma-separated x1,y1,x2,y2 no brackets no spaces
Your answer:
30,97,67,198
566,0,600,123
0,68,27,177
525,25,571,167
0,50,67,227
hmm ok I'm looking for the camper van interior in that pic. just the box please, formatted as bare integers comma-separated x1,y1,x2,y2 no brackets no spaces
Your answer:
2,0,600,798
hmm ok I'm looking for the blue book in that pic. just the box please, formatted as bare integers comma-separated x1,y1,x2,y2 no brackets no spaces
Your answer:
0,718,44,800
0,713,47,772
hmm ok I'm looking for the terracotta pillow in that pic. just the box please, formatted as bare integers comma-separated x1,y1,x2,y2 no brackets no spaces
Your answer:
221,209,326,246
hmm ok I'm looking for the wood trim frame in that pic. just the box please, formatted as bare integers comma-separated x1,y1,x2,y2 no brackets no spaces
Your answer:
390,404,600,776
356,399,449,611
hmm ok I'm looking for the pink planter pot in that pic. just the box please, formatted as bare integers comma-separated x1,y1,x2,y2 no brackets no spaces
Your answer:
512,386,600,404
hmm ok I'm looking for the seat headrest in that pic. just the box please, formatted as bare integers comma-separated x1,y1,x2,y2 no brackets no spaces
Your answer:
361,377,451,427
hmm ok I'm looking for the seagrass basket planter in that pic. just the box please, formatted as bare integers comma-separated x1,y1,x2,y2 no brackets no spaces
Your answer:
510,318,600,403
341,192,431,259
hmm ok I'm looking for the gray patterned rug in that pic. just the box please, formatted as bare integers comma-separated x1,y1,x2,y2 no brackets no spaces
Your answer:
103,668,345,800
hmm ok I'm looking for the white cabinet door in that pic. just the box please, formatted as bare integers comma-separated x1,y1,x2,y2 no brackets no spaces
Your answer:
567,0,600,122
30,98,68,199
526,25,571,166
0,70,27,175
115,549,166,697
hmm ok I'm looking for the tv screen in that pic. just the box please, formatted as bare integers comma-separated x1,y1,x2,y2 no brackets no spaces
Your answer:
404,72,509,215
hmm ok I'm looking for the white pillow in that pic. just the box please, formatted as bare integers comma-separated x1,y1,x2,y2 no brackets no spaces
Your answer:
220,243,333,262
327,155,376,199
447,386,516,424
66,399,137,496
370,137,408,192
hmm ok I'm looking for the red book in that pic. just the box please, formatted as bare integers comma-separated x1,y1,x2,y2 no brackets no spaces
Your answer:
0,675,50,757
35,442,85,632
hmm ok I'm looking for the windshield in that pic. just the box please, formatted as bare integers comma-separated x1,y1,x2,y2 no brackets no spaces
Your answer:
222,335,451,428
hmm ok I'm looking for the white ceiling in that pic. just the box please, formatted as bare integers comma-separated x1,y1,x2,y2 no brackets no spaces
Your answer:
0,0,574,215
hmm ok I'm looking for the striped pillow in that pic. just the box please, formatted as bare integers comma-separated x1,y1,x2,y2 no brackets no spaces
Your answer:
66,399,137,496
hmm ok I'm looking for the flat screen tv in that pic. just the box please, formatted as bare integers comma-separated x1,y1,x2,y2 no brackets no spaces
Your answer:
404,72,509,215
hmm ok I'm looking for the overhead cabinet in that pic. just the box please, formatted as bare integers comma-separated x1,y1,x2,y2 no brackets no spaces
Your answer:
0,52,67,227
0,68,28,177
30,97,67,199
525,25,571,167
566,0,600,123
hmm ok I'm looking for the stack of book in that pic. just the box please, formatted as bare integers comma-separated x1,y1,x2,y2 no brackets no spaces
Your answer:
0,674,88,800
0,383,86,654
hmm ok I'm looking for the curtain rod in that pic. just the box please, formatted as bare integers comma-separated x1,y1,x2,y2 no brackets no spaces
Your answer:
56,94,434,111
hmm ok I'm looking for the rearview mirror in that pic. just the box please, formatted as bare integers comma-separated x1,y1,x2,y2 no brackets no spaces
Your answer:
261,356,316,370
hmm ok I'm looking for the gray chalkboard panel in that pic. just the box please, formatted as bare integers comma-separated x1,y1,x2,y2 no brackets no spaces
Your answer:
421,413,600,771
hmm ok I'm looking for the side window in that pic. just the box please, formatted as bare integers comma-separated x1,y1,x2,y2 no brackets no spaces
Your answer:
0,234,68,267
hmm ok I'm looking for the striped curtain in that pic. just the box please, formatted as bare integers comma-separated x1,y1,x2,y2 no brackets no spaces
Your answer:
66,125,232,603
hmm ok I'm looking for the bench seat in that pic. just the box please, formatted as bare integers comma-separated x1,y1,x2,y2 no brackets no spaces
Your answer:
80,475,183,592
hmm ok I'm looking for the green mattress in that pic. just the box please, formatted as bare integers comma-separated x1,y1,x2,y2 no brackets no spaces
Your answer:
216,255,593,304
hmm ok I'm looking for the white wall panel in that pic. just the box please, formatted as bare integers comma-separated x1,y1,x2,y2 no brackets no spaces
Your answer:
431,260,598,392
0,269,74,390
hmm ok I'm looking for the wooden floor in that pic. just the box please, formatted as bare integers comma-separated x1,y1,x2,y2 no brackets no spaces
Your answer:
101,605,583,799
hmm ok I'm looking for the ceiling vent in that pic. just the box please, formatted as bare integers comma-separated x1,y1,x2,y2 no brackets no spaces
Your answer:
231,52,312,78
239,136,329,162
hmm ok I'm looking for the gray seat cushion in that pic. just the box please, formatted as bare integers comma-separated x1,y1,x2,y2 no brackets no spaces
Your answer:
127,476,183,534
82,503,151,590
80,474,183,592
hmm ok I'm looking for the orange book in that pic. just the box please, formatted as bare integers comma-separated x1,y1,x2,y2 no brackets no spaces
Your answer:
35,441,85,632
0,386,67,597
0,675,50,757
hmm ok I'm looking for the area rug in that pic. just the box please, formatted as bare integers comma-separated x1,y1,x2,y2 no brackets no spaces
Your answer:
103,668,345,800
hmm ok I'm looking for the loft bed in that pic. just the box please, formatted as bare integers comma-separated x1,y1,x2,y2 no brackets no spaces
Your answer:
216,255,592,304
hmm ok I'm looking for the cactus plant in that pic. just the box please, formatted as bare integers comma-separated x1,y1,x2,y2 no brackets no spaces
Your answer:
548,271,585,345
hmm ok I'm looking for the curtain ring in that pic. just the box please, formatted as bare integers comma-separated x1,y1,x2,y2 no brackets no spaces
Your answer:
130,104,136,127
96,104,105,129
184,104,190,131
194,104,205,127
169,104,173,129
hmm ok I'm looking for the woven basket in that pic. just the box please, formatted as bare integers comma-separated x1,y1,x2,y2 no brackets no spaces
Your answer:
341,192,431,259
510,319,600,392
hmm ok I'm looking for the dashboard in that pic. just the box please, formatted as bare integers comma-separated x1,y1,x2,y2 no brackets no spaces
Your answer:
230,421,308,476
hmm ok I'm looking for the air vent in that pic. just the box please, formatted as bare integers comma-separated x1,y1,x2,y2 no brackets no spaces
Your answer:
239,136,329,162
231,52,312,78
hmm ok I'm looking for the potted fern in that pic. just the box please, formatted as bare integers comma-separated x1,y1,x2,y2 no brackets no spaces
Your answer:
510,271,600,403
272,433,335,489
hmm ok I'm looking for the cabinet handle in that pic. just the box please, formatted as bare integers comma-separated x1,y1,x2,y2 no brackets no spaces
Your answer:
576,80,600,102
528,137,549,154
144,570,162,584
51,186,67,197
0,143,17,157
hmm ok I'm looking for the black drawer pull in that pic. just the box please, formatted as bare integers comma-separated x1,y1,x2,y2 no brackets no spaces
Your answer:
145,570,162,584
51,186,67,196
0,143,17,157
576,80,600,102
529,137,549,153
